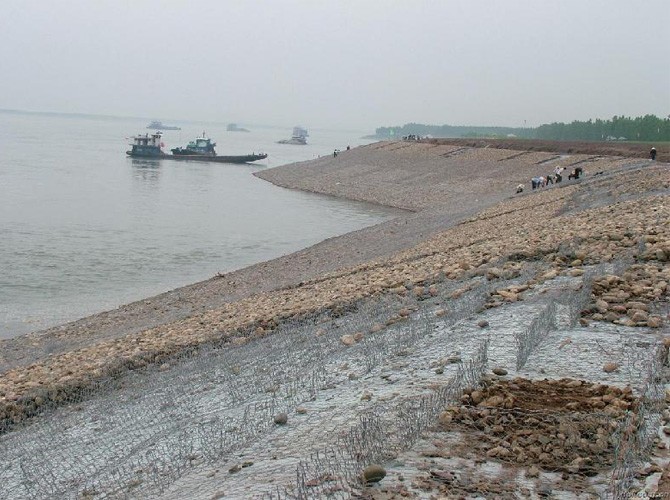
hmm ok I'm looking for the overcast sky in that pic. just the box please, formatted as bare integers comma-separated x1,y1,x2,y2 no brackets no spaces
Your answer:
1,0,668,130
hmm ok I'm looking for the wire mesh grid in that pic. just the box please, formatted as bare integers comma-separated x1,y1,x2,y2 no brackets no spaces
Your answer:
0,273,496,499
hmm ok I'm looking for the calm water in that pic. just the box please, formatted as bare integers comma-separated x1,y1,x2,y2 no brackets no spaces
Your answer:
0,112,394,338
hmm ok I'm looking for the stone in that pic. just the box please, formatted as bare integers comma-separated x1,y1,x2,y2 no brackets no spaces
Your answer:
370,323,384,333
361,391,373,401
363,464,386,484
398,308,411,317
341,335,355,346
492,367,508,376
630,310,649,323
274,413,288,425
435,308,447,317
228,464,241,474
470,390,484,404
595,299,609,313
296,406,307,414
648,316,662,328
542,269,558,280
477,320,489,328
438,411,453,425
353,332,364,342
603,363,619,373
486,268,504,280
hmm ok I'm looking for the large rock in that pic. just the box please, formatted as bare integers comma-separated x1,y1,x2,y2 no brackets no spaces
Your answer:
362,464,386,483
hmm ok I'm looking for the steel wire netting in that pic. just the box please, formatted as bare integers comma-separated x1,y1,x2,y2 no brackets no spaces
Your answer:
0,257,665,499
0,274,495,499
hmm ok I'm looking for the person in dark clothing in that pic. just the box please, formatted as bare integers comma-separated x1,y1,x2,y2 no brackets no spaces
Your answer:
568,166,583,180
650,147,657,160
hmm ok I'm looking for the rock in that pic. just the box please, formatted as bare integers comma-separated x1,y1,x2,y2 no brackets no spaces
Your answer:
486,268,504,280
470,390,484,404
579,318,590,327
398,308,411,317
361,391,373,401
435,308,447,317
296,406,307,414
446,356,462,364
630,310,649,323
274,413,288,425
438,411,453,425
542,269,558,280
663,426,670,436
483,395,505,407
477,320,489,328
435,367,444,375
370,323,384,333
595,299,609,313
228,464,241,474
648,316,662,328
353,332,364,342
341,335,355,346
603,363,619,373
363,464,386,484
492,367,508,376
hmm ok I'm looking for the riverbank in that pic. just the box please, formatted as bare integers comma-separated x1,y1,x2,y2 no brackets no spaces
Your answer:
1,141,669,498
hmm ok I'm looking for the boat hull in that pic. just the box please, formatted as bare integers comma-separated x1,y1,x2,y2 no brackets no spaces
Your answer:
168,153,267,164
126,152,267,163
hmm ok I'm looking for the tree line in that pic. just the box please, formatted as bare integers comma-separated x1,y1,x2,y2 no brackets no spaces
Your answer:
375,115,670,142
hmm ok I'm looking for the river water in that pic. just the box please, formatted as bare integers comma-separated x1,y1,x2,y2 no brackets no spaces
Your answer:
0,111,395,338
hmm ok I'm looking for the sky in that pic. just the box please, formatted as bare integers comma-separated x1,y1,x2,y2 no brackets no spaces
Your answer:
1,0,669,131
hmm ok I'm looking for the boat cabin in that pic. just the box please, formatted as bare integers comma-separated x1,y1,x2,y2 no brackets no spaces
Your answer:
127,132,164,157
171,133,217,156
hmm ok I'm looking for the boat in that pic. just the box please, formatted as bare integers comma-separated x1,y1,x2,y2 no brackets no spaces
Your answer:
173,152,267,164
146,120,181,130
126,131,266,163
126,131,167,158
277,126,308,145
226,123,250,132
171,134,217,156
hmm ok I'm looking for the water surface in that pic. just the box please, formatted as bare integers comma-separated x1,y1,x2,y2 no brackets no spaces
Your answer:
0,112,395,338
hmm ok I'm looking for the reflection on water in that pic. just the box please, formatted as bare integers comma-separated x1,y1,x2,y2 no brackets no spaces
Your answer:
131,159,161,185
0,112,394,338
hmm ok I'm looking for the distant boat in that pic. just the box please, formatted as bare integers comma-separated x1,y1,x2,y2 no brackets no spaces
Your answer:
278,126,308,145
226,123,250,132
146,120,181,130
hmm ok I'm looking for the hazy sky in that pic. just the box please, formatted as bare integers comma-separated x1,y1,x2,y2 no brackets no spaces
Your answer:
2,0,668,130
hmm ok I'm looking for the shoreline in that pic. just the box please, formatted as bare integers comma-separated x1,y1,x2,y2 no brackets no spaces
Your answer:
0,141,660,375
1,140,669,497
